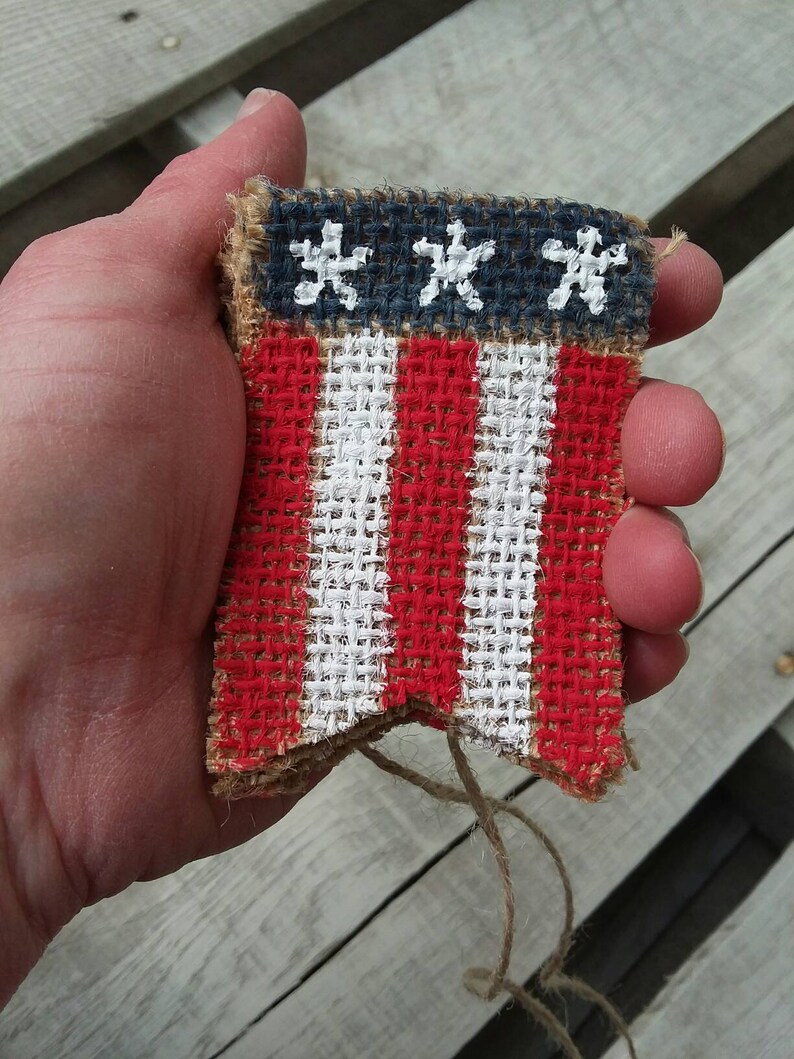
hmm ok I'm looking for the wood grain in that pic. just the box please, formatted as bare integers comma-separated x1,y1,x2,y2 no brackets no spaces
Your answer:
0,0,370,215
302,0,794,223
602,844,794,1059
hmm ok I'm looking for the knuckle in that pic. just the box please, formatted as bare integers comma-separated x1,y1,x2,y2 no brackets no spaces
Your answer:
141,151,197,204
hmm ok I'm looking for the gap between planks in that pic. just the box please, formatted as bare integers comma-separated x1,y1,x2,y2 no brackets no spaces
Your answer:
601,843,794,1059
4,221,786,1059
217,535,794,1058
0,0,372,215
210,479,794,1053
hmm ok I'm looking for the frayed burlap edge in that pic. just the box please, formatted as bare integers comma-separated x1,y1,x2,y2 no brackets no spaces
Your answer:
209,698,626,802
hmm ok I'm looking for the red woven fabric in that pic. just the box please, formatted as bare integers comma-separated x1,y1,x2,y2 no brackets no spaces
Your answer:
211,333,321,768
384,337,479,712
533,344,636,790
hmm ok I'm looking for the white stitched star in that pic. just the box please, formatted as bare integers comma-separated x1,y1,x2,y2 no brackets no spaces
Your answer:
289,220,371,311
413,220,496,311
541,226,628,316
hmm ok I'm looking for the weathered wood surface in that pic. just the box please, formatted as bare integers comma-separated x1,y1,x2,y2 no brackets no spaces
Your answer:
5,0,794,276
243,231,794,1058
3,217,793,1058
302,0,794,224
0,0,370,215
603,843,794,1059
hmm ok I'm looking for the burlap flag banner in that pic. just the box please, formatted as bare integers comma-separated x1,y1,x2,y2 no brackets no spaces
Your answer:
208,184,656,801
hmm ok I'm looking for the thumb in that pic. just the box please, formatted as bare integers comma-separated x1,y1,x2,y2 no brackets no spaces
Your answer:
124,89,306,267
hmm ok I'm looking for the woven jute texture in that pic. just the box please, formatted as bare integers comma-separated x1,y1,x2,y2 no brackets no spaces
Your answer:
209,184,656,801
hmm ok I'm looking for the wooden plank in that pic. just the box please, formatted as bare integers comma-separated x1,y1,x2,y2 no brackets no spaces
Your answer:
187,228,794,1057
459,791,753,1059
233,0,475,110
2,0,474,268
233,214,794,1053
302,0,794,225
0,740,523,1059
141,0,477,162
0,0,370,215
574,832,778,1058
602,844,794,1059
214,535,794,1058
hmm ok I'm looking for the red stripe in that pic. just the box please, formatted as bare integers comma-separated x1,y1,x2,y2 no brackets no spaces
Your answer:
211,333,321,768
384,337,479,713
533,345,637,792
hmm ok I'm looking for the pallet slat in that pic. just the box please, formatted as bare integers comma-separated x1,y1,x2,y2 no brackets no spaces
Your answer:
302,0,794,224
4,225,794,1059
0,0,369,215
603,844,794,1059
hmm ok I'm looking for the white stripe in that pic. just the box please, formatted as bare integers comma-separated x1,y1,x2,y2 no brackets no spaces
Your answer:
457,340,558,756
301,332,398,739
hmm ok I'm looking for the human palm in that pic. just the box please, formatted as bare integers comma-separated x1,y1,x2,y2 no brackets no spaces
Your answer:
0,90,723,1006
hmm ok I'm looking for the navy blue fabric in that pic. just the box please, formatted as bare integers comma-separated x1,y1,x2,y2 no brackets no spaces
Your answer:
254,187,655,339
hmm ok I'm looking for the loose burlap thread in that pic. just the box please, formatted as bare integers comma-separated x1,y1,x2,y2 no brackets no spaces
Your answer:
360,731,637,1059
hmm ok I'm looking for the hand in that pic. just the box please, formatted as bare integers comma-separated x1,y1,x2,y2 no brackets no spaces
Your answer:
0,88,723,1007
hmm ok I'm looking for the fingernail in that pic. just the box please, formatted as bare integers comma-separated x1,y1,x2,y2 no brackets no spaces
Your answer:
686,547,705,621
680,632,691,663
234,88,277,123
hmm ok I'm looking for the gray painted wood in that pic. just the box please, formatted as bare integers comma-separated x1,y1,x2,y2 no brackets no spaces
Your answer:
602,844,794,1059
0,0,369,214
301,0,794,223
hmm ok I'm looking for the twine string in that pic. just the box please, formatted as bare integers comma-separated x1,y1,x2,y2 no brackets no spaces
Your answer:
359,732,637,1059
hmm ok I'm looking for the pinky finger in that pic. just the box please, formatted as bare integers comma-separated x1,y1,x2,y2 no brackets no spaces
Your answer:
623,627,689,703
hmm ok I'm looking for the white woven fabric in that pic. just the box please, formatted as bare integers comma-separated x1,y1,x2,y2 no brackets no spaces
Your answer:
289,219,371,310
301,332,398,739
413,220,496,310
456,341,558,755
542,226,628,316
